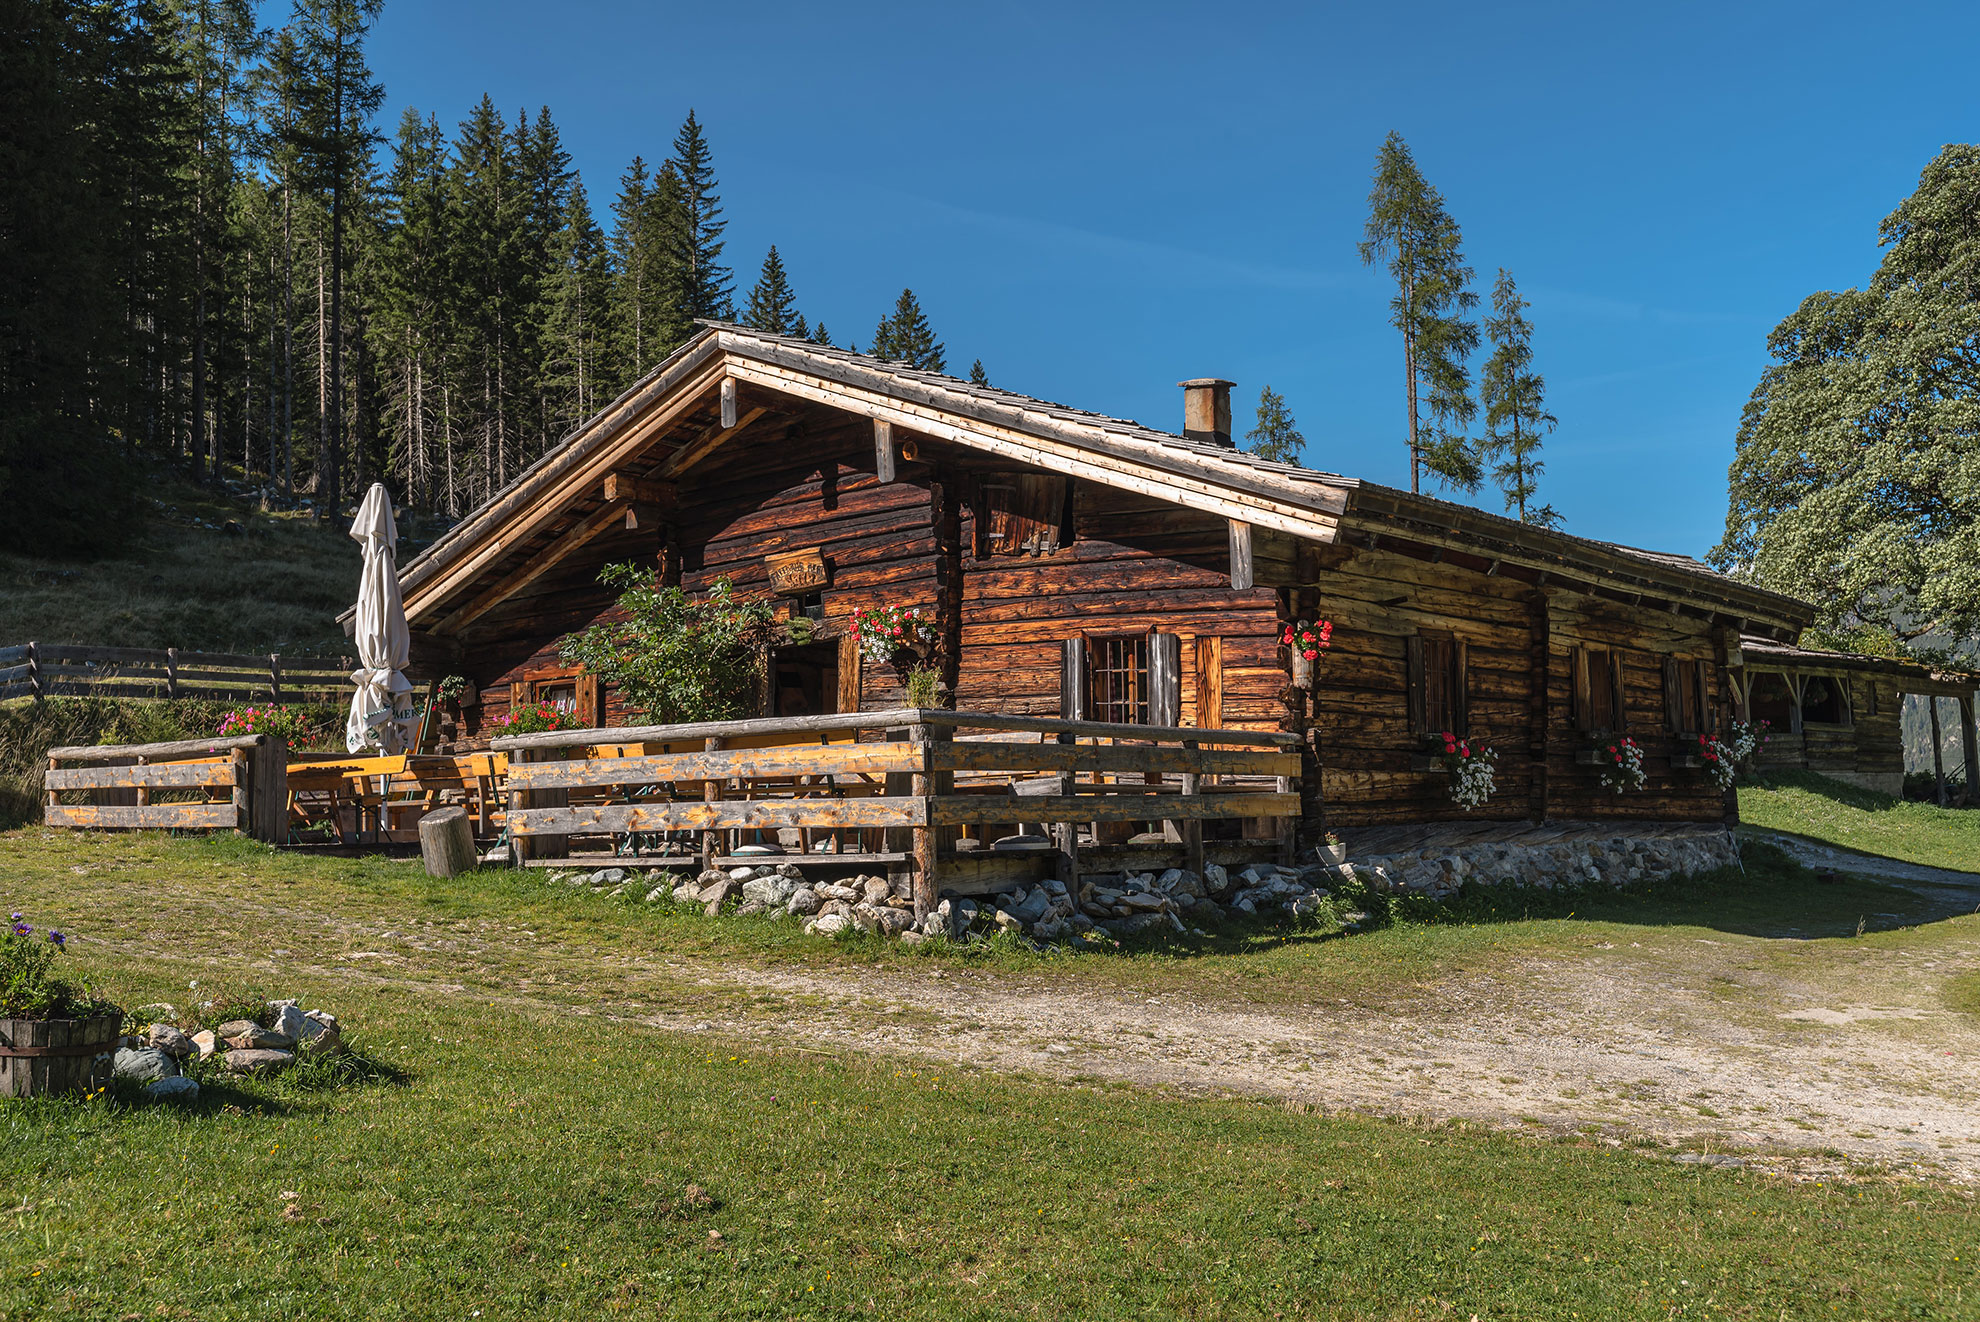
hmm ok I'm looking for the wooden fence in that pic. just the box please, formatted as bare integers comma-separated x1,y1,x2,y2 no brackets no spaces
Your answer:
494,708,1302,920
42,734,289,843
0,643,349,705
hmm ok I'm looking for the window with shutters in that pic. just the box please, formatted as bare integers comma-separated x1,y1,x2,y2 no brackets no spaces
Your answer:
1407,631,1468,736
1800,674,1850,725
512,665,601,727
1664,657,1711,735
1571,647,1625,733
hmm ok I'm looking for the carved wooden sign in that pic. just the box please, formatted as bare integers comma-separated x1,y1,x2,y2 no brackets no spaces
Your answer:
766,548,829,595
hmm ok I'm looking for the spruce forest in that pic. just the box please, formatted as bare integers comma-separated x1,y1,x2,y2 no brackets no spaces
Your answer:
0,0,926,560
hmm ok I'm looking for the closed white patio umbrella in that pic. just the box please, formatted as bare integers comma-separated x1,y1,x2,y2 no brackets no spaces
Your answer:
346,483,416,755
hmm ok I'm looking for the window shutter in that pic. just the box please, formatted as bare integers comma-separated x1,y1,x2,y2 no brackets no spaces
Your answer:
1610,652,1627,733
578,672,601,728
1060,638,1088,721
509,681,526,717
1405,635,1426,736
836,632,863,714
1148,632,1182,728
1570,648,1589,731
1453,640,1470,736
1194,636,1223,730
1663,658,1681,733
1695,660,1713,733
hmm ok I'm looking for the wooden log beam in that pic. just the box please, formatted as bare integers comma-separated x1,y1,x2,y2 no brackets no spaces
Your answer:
513,797,927,837
930,792,1299,827
504,740,926,790
44,803,239,830
720,376,738,430
1228,519,1254,591
874,419,896,483
438,501,632,633
601,472,677,507
47,734,269,762
931,742,1298,778
44,762,237,791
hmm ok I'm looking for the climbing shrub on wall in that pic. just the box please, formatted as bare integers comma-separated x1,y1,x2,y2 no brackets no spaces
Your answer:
559,564,774,724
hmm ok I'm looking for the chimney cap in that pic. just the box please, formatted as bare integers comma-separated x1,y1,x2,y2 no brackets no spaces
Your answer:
1176,377,1236,389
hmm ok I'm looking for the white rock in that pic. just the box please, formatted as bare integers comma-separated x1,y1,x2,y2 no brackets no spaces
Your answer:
297,1010,343,1055
146,1024,195,1059
786,887,822,915
861,876,892,906
811,912,850,936
114,1047,178,1083
269,1004,306,1044
143,1075,199,1103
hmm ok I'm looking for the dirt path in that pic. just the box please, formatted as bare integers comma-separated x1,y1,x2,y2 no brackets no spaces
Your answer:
626,939,1980,1184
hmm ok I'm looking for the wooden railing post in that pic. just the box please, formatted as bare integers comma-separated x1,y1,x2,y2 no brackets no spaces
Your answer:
134,756,149,813
269,653,284,705
508,747,533,865
165,648,179,699
229,748,250,836
701,736,724,872
1051,728,1081,893
1180,739,1205,880
911,722,947,922
26,642,40,702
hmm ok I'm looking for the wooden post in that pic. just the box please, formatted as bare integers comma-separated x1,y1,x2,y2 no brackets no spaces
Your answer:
874,419,896,483
1929,696,1947,807
1962,695,1979,804
1051,728,1081,893
1228,521,1254,591
165,649,179,700
910,723,942,922
701,736,724,872
508,747,533,865
269,653,284,705
229,748,249,836
720,376,738,430
26,642,40,702
419,807,477,878
1275,769,1296,867
44,755,58,818
133,756,149,811
1180,739,1205,880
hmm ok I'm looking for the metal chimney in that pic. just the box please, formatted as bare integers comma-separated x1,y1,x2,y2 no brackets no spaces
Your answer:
1178,378,1235,447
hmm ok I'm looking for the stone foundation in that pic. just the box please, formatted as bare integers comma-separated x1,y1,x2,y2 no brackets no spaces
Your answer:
1333,820,1742,899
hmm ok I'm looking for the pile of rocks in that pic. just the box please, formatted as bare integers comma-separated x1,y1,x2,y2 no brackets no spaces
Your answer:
1336,825,1743,899
111,997,345,1103
542,857,1341,946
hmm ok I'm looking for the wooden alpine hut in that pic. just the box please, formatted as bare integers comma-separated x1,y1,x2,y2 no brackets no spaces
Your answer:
371,323,1817,850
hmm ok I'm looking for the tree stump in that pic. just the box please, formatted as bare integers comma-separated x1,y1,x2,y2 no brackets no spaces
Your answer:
418,807,477,878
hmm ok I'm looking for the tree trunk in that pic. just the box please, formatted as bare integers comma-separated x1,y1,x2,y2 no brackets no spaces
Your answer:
418,806,477,878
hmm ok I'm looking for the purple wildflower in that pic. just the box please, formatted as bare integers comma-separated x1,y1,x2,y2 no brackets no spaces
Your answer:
48,930,65,947
11,923,29,938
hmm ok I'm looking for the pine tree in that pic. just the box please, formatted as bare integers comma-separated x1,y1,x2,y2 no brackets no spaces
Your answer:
869,289,945,371
606,155,683,381
741,245,800,334
288,0,384,513
810,322,833,348
665,110,729,332
1244,386,1304,466
1479,269,1558,528
373,108,451,508
968,359,989,386
540,179,612,439
1358,132,1481,494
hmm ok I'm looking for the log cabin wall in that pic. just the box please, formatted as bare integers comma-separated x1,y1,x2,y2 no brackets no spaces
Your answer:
1745,667,1904,790
1307,542,1733,827
950,480,1286,727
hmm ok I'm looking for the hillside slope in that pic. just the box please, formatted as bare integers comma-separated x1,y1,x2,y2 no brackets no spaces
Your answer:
0,476,446,656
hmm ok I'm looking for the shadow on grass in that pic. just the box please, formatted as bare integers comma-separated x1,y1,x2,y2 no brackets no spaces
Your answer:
148,1045,410,1118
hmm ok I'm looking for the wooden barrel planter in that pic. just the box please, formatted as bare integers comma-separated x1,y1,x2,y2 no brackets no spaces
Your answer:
0,1014,121,1098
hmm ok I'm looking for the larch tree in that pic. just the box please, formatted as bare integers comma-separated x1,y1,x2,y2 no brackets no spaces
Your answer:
1244,386,1305,466
1479,269,1558,528
869,288,945,371
1358,131,1480,494
1713,144,1980,662
741,245,801,334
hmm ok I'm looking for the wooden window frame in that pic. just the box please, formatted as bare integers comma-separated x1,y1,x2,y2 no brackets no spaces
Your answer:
973,473,1074,559
1798,672,1853,728
1406,629,1469,737
510,664,601,728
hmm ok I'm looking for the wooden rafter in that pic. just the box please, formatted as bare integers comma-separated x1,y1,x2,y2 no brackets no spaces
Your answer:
656,405,770,479
438,502,631,633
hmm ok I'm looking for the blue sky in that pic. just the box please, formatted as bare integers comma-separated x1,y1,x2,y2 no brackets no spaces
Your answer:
365,0,1979,558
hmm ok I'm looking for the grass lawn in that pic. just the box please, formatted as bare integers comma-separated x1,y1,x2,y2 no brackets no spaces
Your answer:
1739,771,1980,873
1,829,1976,1319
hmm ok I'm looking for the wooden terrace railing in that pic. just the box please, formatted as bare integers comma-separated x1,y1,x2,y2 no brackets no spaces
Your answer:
42,734,290,843
493,709,1303,921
